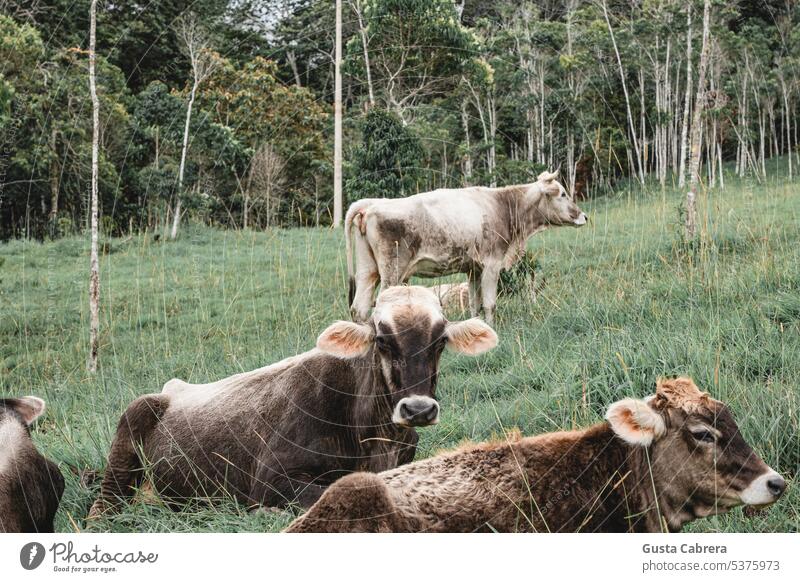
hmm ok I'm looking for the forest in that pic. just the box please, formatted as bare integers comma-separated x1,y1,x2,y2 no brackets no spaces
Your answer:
0,0,798,240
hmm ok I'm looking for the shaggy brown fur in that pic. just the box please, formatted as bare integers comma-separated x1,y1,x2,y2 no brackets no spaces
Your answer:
286,378,784,533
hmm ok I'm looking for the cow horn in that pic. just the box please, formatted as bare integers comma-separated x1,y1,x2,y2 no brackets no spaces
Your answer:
537,170,558,183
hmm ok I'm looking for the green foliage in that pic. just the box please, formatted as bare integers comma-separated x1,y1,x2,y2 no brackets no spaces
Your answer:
3,0,800,237
346,0,481,118
498,251,540,297
346,109,424,200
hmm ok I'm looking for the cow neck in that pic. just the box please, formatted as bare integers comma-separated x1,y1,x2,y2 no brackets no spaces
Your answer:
349,346,398,443
522,422,666,532
590,423,673,532
646,442,712,532
500,186,549,247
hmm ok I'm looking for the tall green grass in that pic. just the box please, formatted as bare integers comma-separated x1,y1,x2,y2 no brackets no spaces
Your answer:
1,172,798,532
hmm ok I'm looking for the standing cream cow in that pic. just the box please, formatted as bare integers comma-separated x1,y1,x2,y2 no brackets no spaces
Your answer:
345,171,587,325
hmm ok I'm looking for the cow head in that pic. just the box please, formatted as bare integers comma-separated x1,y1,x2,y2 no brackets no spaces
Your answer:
535,171,587,227
0,396,46,432
317,286,498,427
606,377,786,528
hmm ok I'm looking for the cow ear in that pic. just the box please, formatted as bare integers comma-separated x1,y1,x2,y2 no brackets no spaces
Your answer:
537,170,559,183
317,321,374,358
446,318,498,355
4,396,46,426
606,398,665,446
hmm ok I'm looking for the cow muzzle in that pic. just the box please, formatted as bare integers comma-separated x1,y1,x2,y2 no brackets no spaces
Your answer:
739,469,787,507
574,212,588,226
392,396,440,427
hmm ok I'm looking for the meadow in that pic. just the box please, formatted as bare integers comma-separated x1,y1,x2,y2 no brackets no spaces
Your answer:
1,173,798,533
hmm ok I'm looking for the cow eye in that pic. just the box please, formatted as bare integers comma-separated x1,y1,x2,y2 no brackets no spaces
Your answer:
690,429,716,444
375,336,391,352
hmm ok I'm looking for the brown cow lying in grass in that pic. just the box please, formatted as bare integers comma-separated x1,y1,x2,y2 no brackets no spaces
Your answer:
89,286,498,518
286,377,786,532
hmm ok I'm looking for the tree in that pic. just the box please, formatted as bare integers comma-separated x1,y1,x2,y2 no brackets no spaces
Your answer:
170,13,218,240
247,143,286,228
347,108,424,200
346,0,480,123
196,55,329,226
602,0,644,185
686,0,712,241
88,0,99,373
678,4,693,189
333,0,343,227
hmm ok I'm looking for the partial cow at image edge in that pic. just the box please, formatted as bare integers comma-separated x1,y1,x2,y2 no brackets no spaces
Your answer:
0,397,64,533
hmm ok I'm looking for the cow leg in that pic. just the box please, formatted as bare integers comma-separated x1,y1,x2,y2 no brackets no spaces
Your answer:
480,265,501,326
88,395,170,519
249,452,340,510
467,269,482,318
351,269,378,322
284,473,408,533
377,255,406,291
351,234,380,321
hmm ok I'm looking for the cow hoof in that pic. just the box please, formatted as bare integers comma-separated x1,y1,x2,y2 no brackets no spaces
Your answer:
86,500,109,521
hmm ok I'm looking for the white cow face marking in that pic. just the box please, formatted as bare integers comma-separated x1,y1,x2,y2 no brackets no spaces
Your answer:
318,286,499,428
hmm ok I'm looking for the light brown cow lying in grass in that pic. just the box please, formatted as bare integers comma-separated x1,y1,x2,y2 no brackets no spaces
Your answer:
345,171,586,326
430,282,470,310
286,377,786,533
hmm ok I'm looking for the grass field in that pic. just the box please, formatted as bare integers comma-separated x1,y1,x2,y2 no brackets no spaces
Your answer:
2,172,799,533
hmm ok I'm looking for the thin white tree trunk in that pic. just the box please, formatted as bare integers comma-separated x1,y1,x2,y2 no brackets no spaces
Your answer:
678,4,692,188
779,73,793,179
170,80,197,240
88,0,100,373
333,0,343,227
686,0,711,241
352,0,374,107
461,98,472,183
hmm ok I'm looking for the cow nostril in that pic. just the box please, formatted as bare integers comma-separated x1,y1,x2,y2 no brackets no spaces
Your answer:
767,476,786,498
424,403,438,421
399,402,412,419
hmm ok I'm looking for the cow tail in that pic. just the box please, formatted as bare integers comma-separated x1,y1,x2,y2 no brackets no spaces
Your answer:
345,204,357,306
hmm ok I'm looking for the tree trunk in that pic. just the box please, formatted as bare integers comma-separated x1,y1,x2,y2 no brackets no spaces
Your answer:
333,0,343,227
88,0,100,373
352,0,374,107
171,80,197,240
286,49,302,87
779,72,793,180
678,4,692,188
686,0,711,241
48,126,59,234
461,98,472,183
